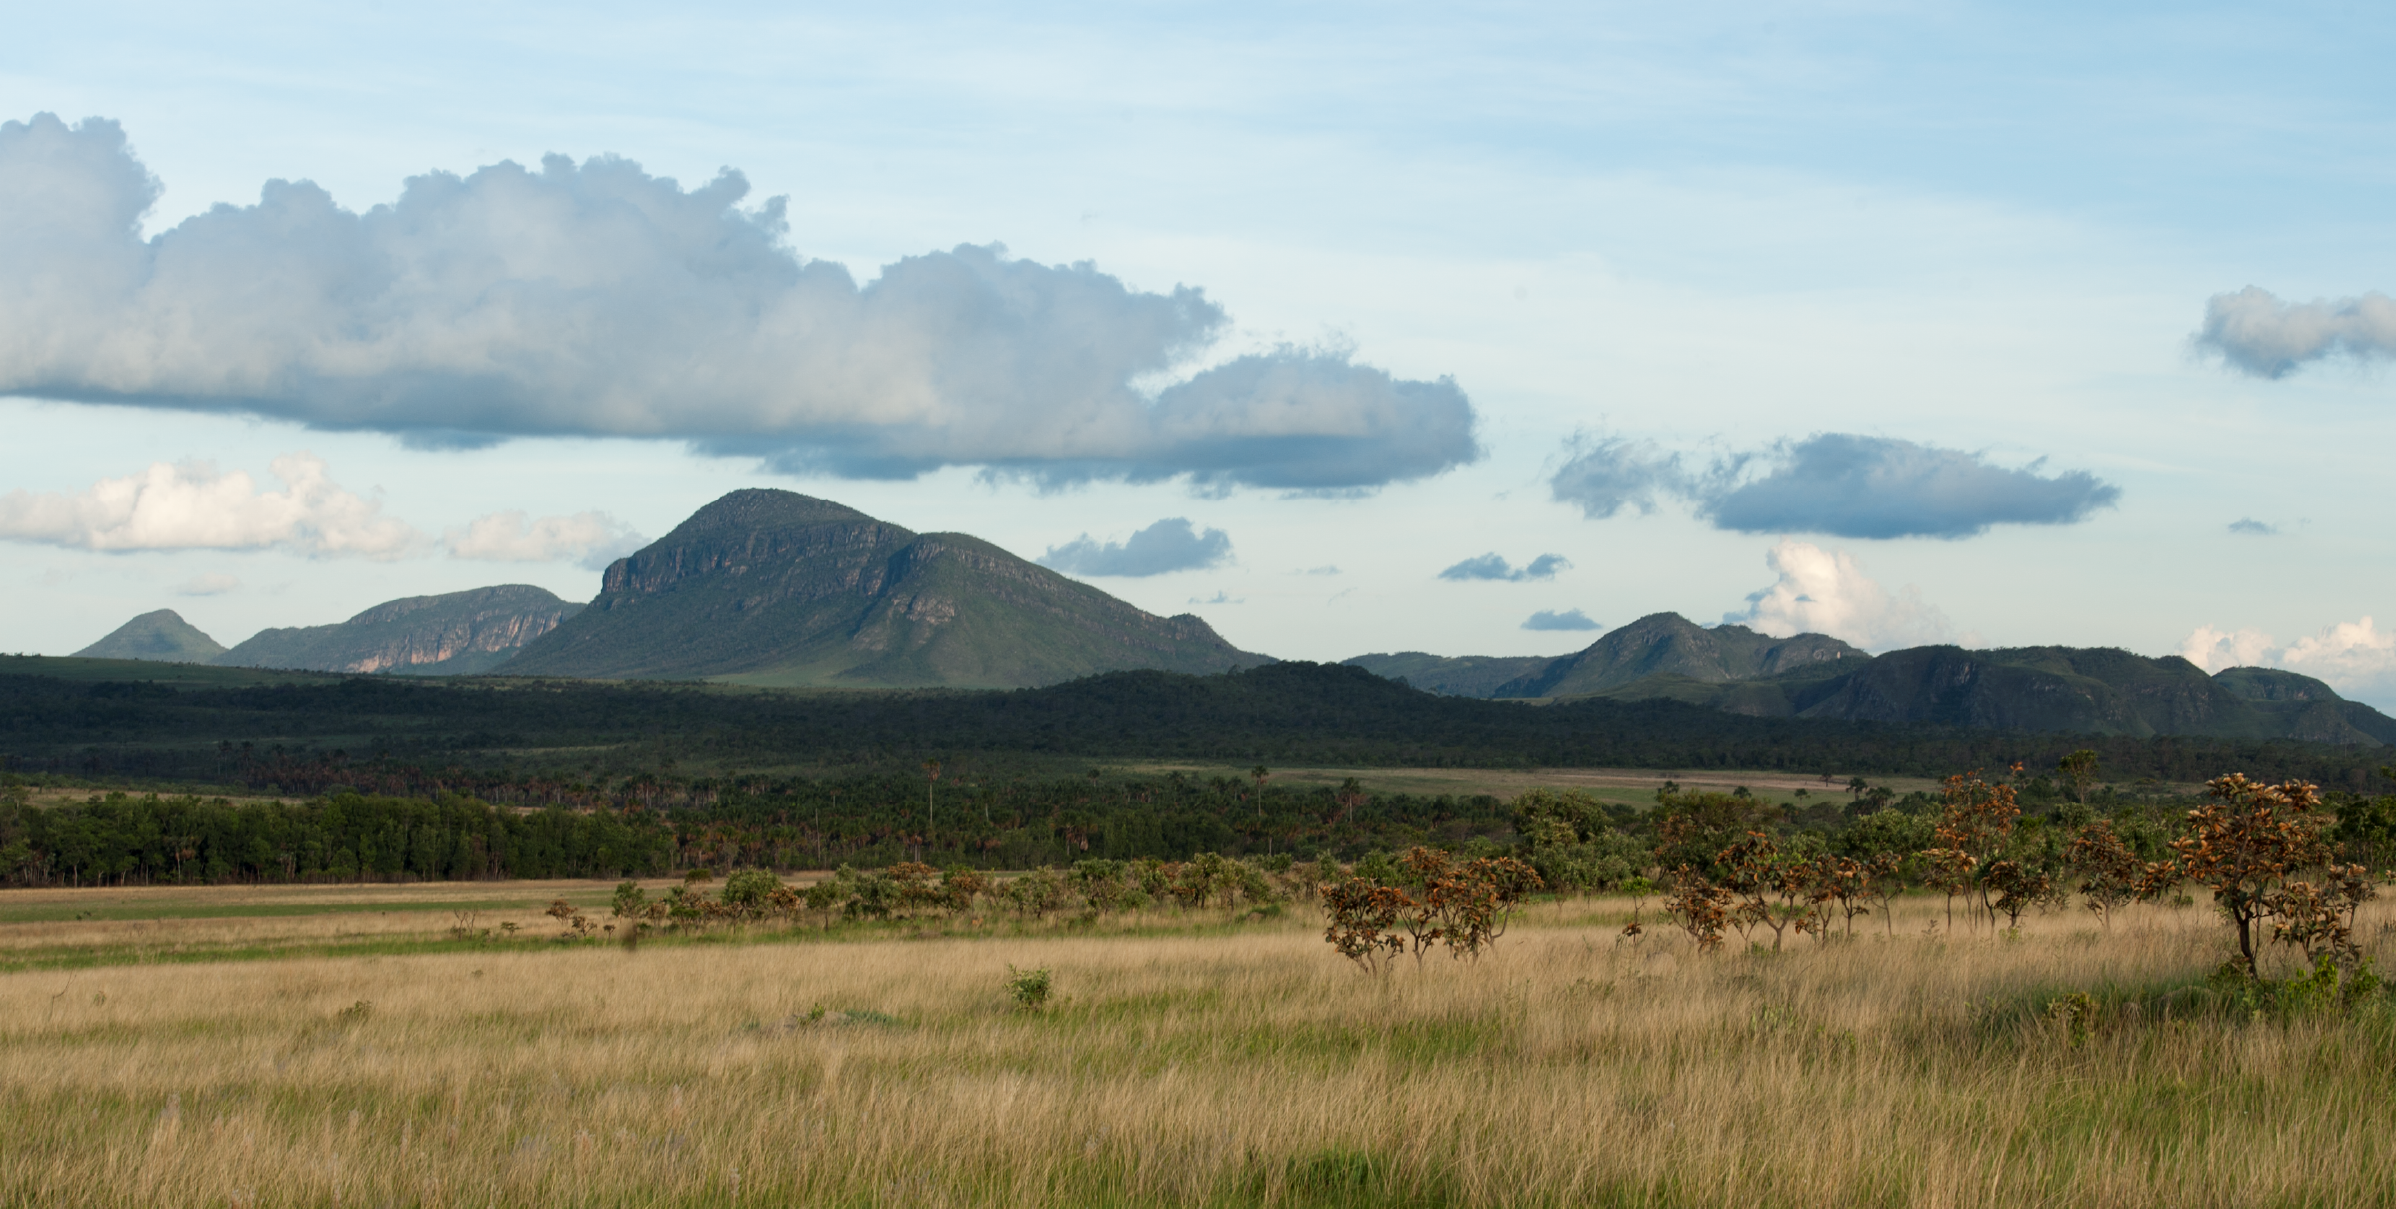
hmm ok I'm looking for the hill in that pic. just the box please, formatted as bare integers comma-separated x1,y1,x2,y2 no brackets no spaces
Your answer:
501,489,1270,687
2,656,2387,793
1339,652,1552,697
72,609,227,663
213,585,583,676
1351,614,1871,701
1493,612,1871,698
1342,614,2396,746
1759,646,2396,744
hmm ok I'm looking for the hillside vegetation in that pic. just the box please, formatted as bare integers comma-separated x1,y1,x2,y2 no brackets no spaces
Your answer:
504,489,1267,687
1348,612,2396,745
5,656,2393,792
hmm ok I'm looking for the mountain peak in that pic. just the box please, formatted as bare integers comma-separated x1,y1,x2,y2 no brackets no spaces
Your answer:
73,608,228,663
671,489,885,536
1495,611,1869,698
507,493,1269,687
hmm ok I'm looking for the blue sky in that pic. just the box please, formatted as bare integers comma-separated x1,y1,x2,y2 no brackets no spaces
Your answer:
4,1,2393,701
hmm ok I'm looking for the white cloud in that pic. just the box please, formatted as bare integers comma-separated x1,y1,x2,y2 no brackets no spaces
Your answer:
1723,539,1952,651
2196,286,2396,378
1438,552,1570,582
2177,625,2281,672
2180,618,2396,702
0,452,420,558
1522,608,1600,631
0,114,1479,490
1551,432,2117,540
1039,517,1232,577
443,510,646,570
174,572,240,596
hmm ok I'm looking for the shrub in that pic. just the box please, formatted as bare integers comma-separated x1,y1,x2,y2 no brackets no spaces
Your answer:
2173,774,2374,978
719,868,783,918
1004,965,1052,1010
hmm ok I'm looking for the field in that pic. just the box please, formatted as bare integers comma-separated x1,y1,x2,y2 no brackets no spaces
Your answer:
4,882,2394,1207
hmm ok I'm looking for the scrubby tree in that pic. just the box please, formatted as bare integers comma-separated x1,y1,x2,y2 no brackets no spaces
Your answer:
2172,774,2372,978
1663,866,1731,952
2058,750,2101,804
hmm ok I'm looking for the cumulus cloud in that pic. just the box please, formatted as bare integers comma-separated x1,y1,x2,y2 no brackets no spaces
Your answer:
1551,432,2116,540
2180,618,2396,704
0,452,420,558
1438,552,1570,581
175,572,239,596
1189,590,1243,605
443,510,646,570
1723,540,1952,651
2196,286,2396,378
1522,608,1600,631
1039,517,1232,577
1300,565,1340,576
2228,518,2278,536
1704,435,2118,539
1547,436,1685,520
0,114,1479,490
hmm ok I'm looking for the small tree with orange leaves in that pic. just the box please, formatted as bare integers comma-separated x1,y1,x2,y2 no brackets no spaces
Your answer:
1663,866,1731,952
2065,819,2144,931
1935,771,2022,930
2172,774,2375,978
1715,831,1819,950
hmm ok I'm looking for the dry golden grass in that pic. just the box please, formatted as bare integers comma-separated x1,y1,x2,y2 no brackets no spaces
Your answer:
2,891,2393,1207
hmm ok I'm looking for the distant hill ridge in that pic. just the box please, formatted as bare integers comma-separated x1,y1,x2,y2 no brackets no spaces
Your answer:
1342,613,2396,746
501,488,1270,687
214,585,584,676
73,609,228,664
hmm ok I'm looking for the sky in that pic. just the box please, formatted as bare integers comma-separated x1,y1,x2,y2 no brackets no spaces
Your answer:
3,1,2395,703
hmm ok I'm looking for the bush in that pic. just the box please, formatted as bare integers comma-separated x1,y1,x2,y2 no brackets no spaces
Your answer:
1004,965,1052,1010
720,868,782,917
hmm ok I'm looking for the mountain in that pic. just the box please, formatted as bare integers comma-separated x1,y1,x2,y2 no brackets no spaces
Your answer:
499,489,1271,687
1492,612,1872,699
2214,667,2343,703
1342,613,2396,746
72,609,227,663
1339,652,1553,698
1576,641,2396,746
214,585,583,675
1772,647,2396,744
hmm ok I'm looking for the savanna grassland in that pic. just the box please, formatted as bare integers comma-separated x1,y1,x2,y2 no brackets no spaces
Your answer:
5,885,2395,1208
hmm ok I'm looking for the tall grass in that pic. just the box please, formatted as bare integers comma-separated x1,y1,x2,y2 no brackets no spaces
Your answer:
1,895,2392,1206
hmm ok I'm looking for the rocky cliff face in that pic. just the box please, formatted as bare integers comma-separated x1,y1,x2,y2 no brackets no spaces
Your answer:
503,489,1271,687
213,585,583,675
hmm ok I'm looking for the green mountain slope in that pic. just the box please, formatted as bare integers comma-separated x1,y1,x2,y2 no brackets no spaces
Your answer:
1338,613,2396,746
500,489,1270,687
1492,612,1872,699
1339,652,1554,697
214,585,583,675
1582,646,2396,745
72,609,227,663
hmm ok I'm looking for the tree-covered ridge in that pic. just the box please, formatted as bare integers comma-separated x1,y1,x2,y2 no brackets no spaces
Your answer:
5,658,2394,790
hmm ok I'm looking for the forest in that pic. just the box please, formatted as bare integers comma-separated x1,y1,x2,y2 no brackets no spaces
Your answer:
6,658,2395,790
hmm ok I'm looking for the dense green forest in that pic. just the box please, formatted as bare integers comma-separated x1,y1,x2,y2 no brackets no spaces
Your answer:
8,761,2393,895
0,771,1515,887
5,658,2392,790
8,655,2396,890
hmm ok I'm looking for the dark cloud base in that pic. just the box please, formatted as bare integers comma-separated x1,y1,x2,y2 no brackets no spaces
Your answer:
1550,432,2117,540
